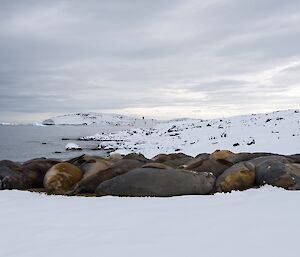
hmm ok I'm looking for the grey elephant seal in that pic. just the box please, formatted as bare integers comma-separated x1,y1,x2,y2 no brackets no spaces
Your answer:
68,159,145,195
96,168,216,197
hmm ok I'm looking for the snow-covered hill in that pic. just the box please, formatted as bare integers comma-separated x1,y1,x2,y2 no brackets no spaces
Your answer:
42,113,156,127
83,109,300,157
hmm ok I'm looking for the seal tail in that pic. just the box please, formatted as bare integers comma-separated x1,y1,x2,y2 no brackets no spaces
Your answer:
67,154,85,165
67,183,81,196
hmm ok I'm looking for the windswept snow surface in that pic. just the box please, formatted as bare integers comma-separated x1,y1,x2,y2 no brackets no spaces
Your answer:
0,186,300,257
84,109,300,157
42,112,156,127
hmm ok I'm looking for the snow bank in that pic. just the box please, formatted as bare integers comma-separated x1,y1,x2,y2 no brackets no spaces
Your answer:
84,109,300,157
0,186,299,257
42,112,157,127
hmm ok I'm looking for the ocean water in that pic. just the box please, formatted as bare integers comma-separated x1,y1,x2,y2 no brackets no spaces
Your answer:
0,125,124,162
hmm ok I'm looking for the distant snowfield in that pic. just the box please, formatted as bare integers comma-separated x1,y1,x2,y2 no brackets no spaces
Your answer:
84,109,300,157
42,112,156,127
1,186,299,257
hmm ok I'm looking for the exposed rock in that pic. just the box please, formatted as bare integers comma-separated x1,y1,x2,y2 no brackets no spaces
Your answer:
42,119,55,125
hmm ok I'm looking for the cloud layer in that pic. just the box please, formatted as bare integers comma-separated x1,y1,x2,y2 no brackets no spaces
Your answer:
0,0,300,122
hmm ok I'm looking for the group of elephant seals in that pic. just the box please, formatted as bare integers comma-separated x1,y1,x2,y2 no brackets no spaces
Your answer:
44,162,82,194
0,158,60,190
96,168,216,197
68,159,145,195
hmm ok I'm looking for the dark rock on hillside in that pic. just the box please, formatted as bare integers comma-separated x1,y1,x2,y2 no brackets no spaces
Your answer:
42,119,55,125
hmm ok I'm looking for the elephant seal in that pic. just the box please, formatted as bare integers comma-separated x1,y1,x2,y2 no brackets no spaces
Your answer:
44,162,82,194
226,153,289,164
0,160,23,189
123,153,150,163
0,160,22,179
96,168,216,197
210,150,234,164
185,156,230,178
67,154,113,178
215,162,256,192
106,153,123,162
1,158,60,190
68,159,145,195
255,160,300,189
151,153,194,168
142,163,172,169
289,154,300,163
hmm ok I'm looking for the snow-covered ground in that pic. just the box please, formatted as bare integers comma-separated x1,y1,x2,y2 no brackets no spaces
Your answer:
0,186,299,257
84,109,300,157
42,112,157,127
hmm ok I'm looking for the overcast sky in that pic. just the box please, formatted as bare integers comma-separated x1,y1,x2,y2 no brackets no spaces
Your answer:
0,0,300,122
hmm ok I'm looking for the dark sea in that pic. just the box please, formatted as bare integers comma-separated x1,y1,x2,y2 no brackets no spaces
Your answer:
0,125,123,162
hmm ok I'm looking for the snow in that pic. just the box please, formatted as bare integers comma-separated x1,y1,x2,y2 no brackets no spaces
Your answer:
0,186,299,257
65,143,82,150
84,109,300,157
42,112,157,127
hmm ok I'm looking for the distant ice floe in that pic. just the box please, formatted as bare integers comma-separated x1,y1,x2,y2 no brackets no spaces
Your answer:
65,143,82,150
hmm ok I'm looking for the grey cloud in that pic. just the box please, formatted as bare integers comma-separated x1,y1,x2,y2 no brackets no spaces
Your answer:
0,0,299,122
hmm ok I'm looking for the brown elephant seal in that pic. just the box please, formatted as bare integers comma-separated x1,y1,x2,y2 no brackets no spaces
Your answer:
289,154,300,163
185,156,230,178
1,158,60,190
44,162,82,194
106,153,123,162
215,162,256,192
210,150,234,164
96,168,216,197
67,154,113,178
142,163,172,169
68,159,145,195
0,160,23,189
0,160,22,178
123,153,150,163
151,153,194,168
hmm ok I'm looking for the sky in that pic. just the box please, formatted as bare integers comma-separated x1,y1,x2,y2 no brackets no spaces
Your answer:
0,0,300,122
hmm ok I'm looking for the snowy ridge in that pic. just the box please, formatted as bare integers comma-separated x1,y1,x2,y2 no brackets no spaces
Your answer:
42,112,156,127
83,109,300,157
